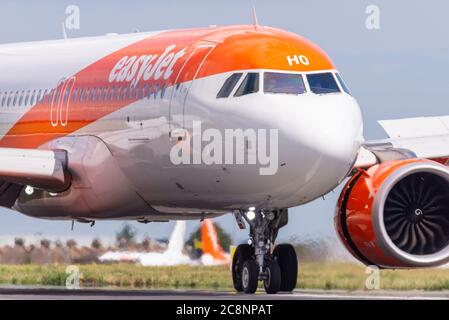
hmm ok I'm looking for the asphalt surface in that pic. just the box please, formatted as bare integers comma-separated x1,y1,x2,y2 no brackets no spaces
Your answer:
0,286,448,300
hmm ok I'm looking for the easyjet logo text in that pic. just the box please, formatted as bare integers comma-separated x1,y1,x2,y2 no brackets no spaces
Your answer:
108,44,187,87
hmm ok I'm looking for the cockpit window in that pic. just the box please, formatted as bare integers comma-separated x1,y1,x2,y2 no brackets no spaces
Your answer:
217,73,242,98
335,73,351,95
264,72,306,95
234,73,259,97
306,73,340,94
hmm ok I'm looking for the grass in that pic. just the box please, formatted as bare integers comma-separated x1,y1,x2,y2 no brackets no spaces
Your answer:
0,262,449,291
298,262,449,291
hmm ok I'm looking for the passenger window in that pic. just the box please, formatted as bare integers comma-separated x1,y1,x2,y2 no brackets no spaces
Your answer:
36,90,43,103
18,91,24,106
4,92,9,107
97,87,103,102
306,73,340,94
26,91,31,104
160,84,166,99
129,86,134,100
103,87,109,102
116,86,122,101
148,84,153,99
143,84,147,98
234,73,259,97
30,90,36,105
64,88,69,103
1,92,6,107
72,88,78,103
122,87,128,101
85,88,91,103
91,88,97,103
264,72,306,95
135,84,141,99
24,91,29,105
154,83,160,99
217,73,242,98
79,88,84,103
12,91,19,106
110,86,115,102
335,73,351,95
7,92,13,106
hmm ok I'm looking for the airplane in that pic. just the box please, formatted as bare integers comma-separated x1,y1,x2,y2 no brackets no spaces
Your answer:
99,219,228,266
99,221,194,265
1,20,449,294
138,219,229,266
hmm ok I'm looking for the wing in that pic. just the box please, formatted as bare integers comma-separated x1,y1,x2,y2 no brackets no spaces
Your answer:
0,148,70,207
355,116,449,168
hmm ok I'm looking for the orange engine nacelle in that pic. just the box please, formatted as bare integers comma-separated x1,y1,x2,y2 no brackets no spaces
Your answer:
335,159,449,268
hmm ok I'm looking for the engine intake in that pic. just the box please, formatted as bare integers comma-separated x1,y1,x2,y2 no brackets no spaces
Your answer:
335,159,449,268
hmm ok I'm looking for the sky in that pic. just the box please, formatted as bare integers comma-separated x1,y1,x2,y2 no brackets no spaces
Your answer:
0,0,448,244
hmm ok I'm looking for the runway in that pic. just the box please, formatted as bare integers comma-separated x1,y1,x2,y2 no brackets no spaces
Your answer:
0,287,448,300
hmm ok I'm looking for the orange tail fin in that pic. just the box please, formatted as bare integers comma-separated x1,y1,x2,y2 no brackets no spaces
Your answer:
201,219,228,261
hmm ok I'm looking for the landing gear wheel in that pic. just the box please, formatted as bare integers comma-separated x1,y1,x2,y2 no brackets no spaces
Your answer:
263,260,281,294
241,259,258,294
232,244,253,292
273,244,298,292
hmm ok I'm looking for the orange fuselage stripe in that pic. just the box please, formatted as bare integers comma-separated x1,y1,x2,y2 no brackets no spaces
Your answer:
0,25,335,149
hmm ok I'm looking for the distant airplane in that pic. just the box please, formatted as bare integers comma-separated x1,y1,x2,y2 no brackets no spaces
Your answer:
100,219,229,266
99,221,194,265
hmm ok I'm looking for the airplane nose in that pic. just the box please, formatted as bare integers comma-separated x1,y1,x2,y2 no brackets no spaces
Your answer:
312,97,363,162
277,94,363,170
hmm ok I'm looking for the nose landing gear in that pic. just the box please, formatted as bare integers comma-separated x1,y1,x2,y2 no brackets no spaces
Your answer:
232,209,298,294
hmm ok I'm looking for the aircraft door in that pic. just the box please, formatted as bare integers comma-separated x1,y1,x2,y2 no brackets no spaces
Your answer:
168,43,216,141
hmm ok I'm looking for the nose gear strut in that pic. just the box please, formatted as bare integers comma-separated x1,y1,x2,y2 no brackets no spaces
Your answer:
232,208,297,294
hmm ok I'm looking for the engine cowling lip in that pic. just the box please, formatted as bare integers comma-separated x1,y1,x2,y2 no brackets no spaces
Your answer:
372,161,449,267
